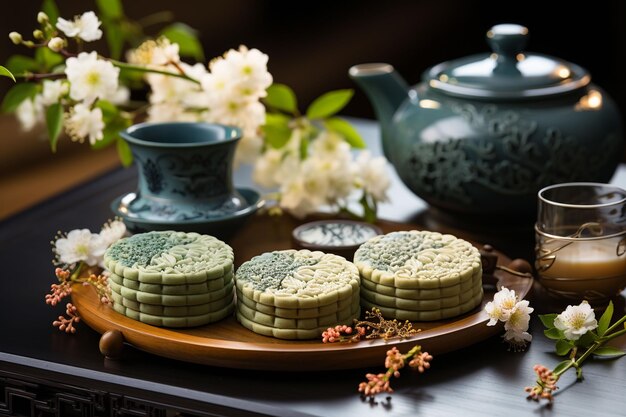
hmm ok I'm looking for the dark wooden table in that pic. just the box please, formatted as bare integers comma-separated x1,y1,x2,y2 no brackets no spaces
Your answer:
1,120,625,417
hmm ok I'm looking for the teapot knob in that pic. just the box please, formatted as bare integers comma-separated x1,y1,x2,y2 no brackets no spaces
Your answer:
486,24,528,75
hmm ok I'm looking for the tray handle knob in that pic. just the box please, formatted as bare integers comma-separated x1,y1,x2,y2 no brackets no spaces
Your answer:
99,329,125,359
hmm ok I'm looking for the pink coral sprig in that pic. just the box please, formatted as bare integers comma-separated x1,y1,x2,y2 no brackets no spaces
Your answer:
85,272,111,305
45,268,73,306
52,303,80,333
525,364,559,402
322,324,366,343
358,345,432,400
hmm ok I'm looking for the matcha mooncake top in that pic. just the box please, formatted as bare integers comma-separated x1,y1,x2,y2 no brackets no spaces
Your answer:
235,249,359,308
354,231,481,288
104,231,233,283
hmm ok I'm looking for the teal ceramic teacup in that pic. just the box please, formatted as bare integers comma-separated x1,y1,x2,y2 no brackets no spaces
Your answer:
117,122,250,223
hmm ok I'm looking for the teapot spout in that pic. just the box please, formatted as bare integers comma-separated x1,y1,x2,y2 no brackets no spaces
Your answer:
349,63,409,159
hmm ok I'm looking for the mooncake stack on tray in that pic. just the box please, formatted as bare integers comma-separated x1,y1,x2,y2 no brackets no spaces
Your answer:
234,249,360,339
103,231,235,328
354,231,483,321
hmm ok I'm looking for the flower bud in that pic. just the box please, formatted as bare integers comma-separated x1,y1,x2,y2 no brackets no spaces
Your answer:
9,31,22,45
48,37,64,52
37,11,49,24
33,29,44,40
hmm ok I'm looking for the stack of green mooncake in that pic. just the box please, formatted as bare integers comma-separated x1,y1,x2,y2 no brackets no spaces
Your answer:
354,231,483,321
234,249,360,339
104,231,235,328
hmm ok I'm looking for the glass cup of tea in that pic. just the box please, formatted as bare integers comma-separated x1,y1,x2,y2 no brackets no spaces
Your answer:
535,182,626,302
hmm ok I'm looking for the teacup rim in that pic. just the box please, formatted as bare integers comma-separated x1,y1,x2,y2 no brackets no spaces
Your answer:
538,182,626,209
120,121,242,148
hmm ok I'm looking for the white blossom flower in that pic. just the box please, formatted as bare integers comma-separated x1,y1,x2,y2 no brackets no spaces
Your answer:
280,176,315,218
15,95,44,131
65,104,104,145
56,11,102,42
553,301,598,341
99,220,126,247
37,11,48,24
151,38,180,66
310,131,351,157
55,229,107,266
47,37,64,52
485,287,518,325
65,51,119,105
147,102,187,122
504,300,535,341
106,85,130,105
253,148,284,188
354,150,391,202
211,46,272,98
9,31,22,44
41,80,69,105
308,149,354,202
56,11,103,42
503,327,533,349
127,38,180,66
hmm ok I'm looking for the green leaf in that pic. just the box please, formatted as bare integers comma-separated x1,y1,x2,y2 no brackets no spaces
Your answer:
95,0,123,19
1,82,38,113
92,107,131,150
555,339,573,356
539,313,558,329
95,100,118,120
104,22,125,60
0,66,16,82
265,112,290,127
306,89,354,120
325,117,366,148
597,300,614,336
41,0,59,25
262,124,291,149
552,360,571,375
544,327,564,340
160,23,204,61
116,137,133,167
575,331,597,348
5,55,39,75
46,102,63,152
35,48,63,71
593,346,626,358
264,84,297,114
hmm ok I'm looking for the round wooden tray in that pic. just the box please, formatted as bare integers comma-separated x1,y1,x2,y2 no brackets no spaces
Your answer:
72,216,533,371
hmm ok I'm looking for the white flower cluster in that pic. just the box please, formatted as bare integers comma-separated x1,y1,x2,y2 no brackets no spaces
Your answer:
253,130,390,218
131,40,272,164
553,301,598,341
16,12,128,145
485,287,533,349
55,220,126,267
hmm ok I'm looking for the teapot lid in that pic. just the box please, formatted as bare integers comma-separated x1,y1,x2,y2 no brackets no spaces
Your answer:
426,24,590,100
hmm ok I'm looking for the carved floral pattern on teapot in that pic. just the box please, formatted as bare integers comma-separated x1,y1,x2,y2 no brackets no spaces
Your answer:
402,103,620,205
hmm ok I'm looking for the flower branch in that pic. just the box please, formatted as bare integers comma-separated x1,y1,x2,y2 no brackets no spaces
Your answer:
358,345,432,400
526,300,626,402
46,219,126,333
2,2,392,221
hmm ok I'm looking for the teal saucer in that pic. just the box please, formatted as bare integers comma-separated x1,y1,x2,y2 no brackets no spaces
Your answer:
111,188,264,239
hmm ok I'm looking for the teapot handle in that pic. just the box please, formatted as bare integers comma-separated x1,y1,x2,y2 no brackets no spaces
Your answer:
486,24,528,76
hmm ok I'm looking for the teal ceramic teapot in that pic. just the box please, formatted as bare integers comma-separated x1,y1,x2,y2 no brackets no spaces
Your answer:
350,24,623,221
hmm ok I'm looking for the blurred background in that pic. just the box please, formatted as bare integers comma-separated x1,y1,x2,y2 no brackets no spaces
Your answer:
1,0,625,218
